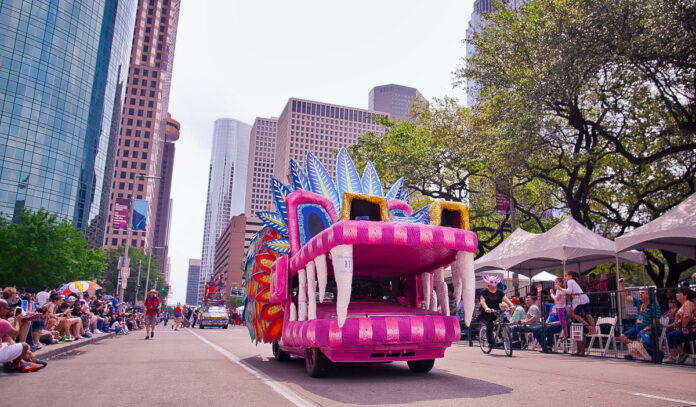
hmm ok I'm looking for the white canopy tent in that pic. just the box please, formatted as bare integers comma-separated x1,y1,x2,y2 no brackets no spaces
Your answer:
474,228,539,272
615,193,696,260
501,217,645,275
530,271,558,282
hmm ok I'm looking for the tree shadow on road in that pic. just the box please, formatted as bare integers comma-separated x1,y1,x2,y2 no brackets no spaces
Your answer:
241,355,512,405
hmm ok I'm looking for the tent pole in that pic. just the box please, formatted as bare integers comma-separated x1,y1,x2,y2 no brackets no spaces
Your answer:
615,256,623,339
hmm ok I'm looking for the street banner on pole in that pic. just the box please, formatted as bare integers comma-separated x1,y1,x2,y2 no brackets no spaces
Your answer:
113,198,131,229
132,199,148,230
495,191,511,213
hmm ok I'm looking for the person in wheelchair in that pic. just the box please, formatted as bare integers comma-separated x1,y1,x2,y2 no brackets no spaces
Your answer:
479,274,515,347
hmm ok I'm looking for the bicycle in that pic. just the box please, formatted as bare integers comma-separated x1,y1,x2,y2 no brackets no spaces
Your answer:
478,310,513,357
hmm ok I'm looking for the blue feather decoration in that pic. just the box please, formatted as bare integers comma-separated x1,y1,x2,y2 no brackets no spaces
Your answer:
270,177,291,224
386,177,404,200
265,238,291,256
392,205,430,224
399,189,411,205
336,147,362,199
306,151,341,214
360,161,384,197
256,211,288,236
289,158,310,191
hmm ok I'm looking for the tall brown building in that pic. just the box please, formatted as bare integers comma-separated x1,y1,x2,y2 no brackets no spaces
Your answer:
213,215,246,297
105,0,180,260
243,117,278,250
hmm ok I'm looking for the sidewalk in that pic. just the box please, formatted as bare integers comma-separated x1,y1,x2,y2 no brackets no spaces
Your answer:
34,331,116,360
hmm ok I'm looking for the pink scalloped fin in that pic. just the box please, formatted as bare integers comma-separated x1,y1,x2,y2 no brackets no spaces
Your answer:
286,189,339,254
270,255,289,303
387,199,413,216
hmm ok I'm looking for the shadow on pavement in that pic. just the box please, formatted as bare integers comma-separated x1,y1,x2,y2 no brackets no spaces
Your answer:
241,355,512,405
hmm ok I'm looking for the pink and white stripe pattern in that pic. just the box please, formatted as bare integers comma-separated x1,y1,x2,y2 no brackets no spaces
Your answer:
281,315,461,349
289,220,478,273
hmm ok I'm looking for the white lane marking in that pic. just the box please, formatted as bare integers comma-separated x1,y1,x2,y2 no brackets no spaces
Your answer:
631,392,696,406
187,329,315,407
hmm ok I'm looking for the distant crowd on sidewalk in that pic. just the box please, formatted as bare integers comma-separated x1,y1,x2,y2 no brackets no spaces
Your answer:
0,285,159,373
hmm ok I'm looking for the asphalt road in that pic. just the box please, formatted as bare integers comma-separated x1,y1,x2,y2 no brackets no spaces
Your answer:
3,324,695,407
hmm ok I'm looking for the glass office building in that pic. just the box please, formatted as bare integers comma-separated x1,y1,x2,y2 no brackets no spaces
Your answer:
0,0,136,236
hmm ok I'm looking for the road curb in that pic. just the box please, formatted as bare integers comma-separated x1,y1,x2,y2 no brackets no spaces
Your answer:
35,332,116,360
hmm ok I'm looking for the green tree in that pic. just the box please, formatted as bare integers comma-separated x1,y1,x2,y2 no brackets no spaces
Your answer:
0,209,106,290
456,0,696,286
350,98,560,255
101,247,169,303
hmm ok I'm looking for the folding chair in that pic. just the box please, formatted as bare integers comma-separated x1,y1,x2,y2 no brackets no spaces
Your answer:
588,316,618,356
569,323,584,353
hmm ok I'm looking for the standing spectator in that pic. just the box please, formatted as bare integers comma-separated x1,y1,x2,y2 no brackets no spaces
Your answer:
617,280,661,346
550,278,569,338
162,310,169,326
191,307,199,328
36,286,50,307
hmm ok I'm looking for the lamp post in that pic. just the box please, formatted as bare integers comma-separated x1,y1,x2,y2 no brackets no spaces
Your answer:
145,246,166,297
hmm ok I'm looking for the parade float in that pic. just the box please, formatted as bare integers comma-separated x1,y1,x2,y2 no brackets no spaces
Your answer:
243,148,477,377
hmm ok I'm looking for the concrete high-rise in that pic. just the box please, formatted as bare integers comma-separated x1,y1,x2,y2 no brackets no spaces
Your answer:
104,0,181,252
368,84,425,121
0,1,136,234
273,98,387,186
243,117,278,250
198,119,252,304
185,259,201,305
466,0,523,107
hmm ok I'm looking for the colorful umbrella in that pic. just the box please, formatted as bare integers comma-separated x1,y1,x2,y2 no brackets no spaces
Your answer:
58,281,102,294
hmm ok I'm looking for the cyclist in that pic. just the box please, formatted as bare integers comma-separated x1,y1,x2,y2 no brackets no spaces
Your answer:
479,273,515,346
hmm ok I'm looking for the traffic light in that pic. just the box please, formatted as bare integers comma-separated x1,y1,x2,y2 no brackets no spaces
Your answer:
161,287,165,291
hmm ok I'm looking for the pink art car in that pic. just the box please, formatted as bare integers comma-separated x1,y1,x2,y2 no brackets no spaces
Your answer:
243,148,477,377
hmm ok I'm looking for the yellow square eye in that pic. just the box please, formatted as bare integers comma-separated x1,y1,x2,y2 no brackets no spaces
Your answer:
339,193,390,221
429,201,470,230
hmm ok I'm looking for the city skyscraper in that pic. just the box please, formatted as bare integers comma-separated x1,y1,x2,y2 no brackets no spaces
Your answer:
466,0,523,107
273,98,387,186
185,258,201,305
243,117,278,250
104,0,180,255
198,118,252,304
0,0,136,233
368,84,424,121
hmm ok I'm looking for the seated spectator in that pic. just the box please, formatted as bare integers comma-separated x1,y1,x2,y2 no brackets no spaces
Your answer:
0,299,46,372
510,297,525,323
662,299,679,333
532,307,562,352
617,280,661,346
666,287,695,363
510,294,541,348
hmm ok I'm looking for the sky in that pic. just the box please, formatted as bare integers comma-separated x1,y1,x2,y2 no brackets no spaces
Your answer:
165,0,475,304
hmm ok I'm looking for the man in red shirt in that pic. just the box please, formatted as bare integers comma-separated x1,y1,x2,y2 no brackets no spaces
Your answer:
143,289,161,340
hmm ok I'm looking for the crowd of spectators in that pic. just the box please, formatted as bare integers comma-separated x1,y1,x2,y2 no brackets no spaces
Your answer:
1,285,153,373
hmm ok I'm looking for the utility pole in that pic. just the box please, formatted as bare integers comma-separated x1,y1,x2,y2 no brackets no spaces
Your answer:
145,246,166,296
134,260,142,304
118,198,134,303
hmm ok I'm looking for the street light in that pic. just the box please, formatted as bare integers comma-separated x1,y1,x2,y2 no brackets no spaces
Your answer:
145,246,166,299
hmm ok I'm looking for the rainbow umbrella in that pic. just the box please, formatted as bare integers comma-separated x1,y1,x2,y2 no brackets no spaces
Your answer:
58,281,102,294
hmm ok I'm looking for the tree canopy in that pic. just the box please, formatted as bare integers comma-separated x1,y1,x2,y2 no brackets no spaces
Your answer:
351,0,695,287
0,209,106,290
101,247,169,304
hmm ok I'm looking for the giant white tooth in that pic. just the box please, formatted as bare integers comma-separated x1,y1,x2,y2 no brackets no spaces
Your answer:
330,244,353,328
434,267,450,316
315,254,328,303
451,263,463,307
457,251,475,327
307,261,317,320
298,268,307,321
430,289,438,312
421,272,432,310
289,302,297,321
